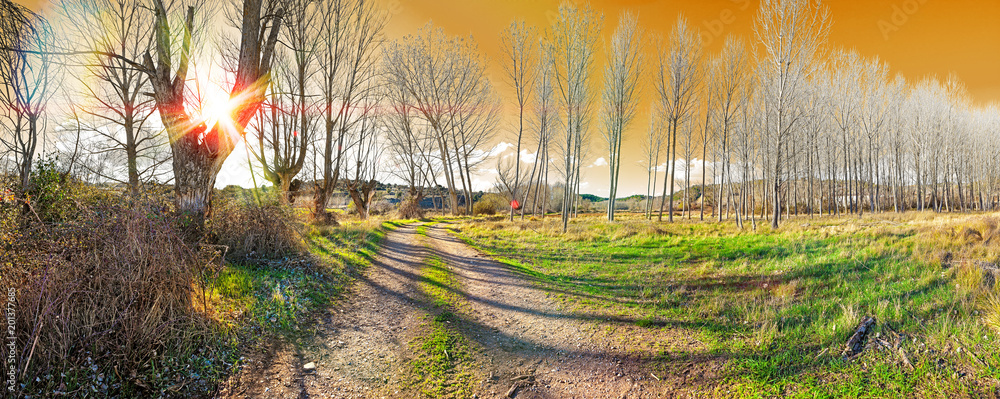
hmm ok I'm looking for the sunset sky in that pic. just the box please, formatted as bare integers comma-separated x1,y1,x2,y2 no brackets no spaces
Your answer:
16,0,1000,196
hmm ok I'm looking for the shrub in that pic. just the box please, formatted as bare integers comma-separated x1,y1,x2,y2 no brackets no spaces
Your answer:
4,198,211,396
473,193,508,215
370,199,393,216
209,196,304,263
397,196,425,219
23,158,76,223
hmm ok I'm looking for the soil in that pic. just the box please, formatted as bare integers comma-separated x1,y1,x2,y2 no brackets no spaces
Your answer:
217,222,723,398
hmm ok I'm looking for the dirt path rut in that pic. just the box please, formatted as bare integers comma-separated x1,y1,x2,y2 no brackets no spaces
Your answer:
424,223,663,398
220,223,678,398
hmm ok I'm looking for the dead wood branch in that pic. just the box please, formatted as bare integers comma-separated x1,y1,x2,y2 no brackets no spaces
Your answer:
841,316,876,360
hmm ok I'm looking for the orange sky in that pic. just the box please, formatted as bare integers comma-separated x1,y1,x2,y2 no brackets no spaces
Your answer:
372,0,1000,195
17,0,1000,195
375,0,1000,102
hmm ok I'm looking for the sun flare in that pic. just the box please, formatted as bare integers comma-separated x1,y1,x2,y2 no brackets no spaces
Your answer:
199,90,236,128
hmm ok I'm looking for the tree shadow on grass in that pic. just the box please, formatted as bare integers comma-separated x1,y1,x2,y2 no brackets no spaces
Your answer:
434,223,961,392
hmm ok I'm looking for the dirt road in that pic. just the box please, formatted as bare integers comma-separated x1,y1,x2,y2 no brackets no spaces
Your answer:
219,223,701,398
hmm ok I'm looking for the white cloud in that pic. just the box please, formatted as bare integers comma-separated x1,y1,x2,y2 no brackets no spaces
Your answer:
518,149,537,164
489,141,514,156
470,176,495,191
590,157,608,167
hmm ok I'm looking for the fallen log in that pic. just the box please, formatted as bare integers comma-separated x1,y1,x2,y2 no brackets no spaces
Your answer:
841,316,877,360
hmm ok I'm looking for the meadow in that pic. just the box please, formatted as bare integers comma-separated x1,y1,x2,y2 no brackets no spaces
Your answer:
450,212,1000,397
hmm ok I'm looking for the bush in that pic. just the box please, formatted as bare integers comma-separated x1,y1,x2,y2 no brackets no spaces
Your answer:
370,199,393,216
397,196,425,219
209,196,304,263
1,178,19,249
3,198,211,396
23,158,76,223
473,193,508,215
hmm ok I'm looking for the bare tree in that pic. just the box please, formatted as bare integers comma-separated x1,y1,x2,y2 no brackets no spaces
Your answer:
858,56,889,213
524,41,557,217
54,0,169,195
312,0,386,222
827,49,864,215
384,76,432,203
753,0,830,228
500,19,536,221
680,113,697,218
709,35,748,223
0,0,54,191
550,0,602,232
641,104,665,219
86,0,285,233
342,79,382,219
600,10,643,221
248,0,319,204
453,82,502,215
654,15,702,222
385,23,497,215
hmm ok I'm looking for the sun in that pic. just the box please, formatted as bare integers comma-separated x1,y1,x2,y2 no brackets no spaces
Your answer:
194,83,246,145
187,68,268,143
199,90,236,128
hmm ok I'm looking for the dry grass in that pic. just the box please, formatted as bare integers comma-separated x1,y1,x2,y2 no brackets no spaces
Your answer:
2,179,322,396
210,197,305,263
3,196,212,395
984,292,1000,335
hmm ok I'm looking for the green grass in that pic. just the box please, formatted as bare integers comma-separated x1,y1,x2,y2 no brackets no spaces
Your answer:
206,221,392,334
187,220,394,394
405,224,476,398
451,214,1000,398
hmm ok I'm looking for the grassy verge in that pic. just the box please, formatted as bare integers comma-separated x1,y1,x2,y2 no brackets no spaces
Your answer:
450,213,1000,397
192,220,397,391
405,224,476,398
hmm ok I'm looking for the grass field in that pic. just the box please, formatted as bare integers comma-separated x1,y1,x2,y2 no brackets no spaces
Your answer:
450,212,1000,398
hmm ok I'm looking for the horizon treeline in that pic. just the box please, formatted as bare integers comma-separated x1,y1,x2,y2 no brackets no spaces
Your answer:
1,0,997,230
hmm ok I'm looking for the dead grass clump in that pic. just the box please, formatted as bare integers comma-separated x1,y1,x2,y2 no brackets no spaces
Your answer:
209,197,304,263
954,263,987,294
966,216,1000,245
4,198,209,395
773,279,800,302
397,196,425,219
983,293,1000,336
608,224,639,241
914,216,1000,266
